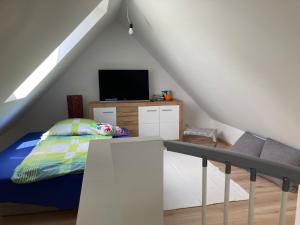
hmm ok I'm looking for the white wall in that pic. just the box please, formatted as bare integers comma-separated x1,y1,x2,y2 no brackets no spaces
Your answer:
213,120,244,145
0,22,213,150
119,0,300,149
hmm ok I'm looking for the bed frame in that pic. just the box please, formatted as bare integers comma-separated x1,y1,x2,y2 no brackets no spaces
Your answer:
0,203,57,216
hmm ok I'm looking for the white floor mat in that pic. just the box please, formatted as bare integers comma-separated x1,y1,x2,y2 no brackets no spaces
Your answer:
164,150,249,210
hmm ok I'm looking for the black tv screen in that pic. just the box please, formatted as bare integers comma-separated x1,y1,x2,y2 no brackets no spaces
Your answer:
99,70,149,101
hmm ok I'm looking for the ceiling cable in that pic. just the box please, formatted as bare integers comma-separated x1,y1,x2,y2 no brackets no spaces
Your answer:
126,1,134,35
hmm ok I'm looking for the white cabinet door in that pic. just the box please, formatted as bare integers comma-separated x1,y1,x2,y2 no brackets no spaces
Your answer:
93,107,116,125
138,106,159,124
159,106,180,140
139,123,160,137
138,106,160,137
159,123,179,140
138,105,180,140
159,106,179,123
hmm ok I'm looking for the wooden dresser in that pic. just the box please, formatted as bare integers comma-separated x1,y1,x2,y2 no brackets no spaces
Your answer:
88,100,184,140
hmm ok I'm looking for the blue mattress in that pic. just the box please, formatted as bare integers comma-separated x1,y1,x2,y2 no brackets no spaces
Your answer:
0,131,129,210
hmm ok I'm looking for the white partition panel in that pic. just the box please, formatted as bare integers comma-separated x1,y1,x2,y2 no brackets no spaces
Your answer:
76,137,164,225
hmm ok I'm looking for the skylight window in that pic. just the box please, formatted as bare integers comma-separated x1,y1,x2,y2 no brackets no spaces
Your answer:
5,0,109,103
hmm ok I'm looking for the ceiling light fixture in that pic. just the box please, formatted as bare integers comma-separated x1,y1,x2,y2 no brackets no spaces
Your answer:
126,1,134,35
128,23,134,35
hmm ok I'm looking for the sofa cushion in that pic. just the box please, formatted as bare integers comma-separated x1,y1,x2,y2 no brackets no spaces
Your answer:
260,138,300,192
231,132,265,157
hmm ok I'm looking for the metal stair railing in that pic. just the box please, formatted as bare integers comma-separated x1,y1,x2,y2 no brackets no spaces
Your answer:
164,140,300,225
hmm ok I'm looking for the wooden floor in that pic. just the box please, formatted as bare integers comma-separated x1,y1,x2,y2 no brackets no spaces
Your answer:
0,140,298,225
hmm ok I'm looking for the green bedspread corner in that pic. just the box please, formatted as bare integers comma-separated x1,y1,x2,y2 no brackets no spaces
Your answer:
11,134,112,184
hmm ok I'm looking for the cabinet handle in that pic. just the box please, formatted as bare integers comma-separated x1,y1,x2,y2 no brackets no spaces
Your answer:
162,109,173,112
102,111,114,114
147,109,157,112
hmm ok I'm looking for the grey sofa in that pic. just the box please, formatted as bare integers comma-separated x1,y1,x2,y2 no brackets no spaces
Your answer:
232,132,300,192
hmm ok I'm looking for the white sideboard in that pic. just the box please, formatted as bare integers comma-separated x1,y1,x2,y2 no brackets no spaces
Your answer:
89,100,183,140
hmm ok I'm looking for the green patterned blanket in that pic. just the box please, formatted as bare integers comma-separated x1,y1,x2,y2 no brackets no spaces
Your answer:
12,134,112,184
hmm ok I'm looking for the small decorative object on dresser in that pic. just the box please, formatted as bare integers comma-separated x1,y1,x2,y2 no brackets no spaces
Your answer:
151,94,164,102
162,90,173,101
67,95,84,118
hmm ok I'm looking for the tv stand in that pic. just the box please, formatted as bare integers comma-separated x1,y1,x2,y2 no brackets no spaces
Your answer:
88,100,184,140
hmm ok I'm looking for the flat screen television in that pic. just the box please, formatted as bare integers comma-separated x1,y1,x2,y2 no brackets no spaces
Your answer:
99,70,149,101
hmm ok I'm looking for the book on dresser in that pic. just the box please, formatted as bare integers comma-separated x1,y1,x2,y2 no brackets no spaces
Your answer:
88,100,184,141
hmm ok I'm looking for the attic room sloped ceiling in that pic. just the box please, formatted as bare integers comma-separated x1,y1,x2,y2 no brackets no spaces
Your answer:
0,0,122,134
119,0,300,149
2,0,300,149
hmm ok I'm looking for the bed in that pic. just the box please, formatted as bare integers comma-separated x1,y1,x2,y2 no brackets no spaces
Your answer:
0,116,251,218
0,130,129,215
